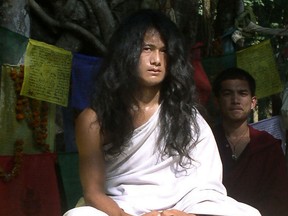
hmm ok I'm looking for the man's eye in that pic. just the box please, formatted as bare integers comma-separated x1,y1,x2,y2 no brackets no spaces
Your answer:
143,47,151,51
222,92,230,96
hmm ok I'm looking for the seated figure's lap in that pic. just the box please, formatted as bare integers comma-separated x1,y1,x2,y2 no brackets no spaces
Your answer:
63,206,108,216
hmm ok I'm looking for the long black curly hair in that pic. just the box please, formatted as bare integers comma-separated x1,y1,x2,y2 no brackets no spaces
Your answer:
90,9,200,167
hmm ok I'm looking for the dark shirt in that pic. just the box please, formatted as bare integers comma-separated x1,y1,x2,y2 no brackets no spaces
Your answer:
213,124,288,216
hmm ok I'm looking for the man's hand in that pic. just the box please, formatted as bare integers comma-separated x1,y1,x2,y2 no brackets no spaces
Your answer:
160,209,197,216
142,209,197,216
141,210,162,216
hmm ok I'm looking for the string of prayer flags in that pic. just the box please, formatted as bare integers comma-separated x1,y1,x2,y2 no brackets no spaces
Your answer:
237,40,283,99
21,39,72,107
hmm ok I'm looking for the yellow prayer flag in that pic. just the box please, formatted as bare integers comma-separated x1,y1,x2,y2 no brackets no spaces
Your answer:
237,40,283,99
21,39,72,106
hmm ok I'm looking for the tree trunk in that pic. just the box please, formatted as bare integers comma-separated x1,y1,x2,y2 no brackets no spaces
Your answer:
0,0,30,37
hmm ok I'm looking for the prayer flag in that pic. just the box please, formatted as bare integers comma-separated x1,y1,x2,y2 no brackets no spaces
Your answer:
71,53,102,110
21,39,72,106
0,153,62,216
237,40,283,98
191,43,212,105
0,27,28,66
202,53,236,83
57,152,82,211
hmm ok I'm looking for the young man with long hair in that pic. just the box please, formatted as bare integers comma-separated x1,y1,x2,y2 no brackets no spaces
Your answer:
64,10,260,216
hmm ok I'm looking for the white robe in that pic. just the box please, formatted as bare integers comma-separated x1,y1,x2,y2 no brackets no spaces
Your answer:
64,106,261,216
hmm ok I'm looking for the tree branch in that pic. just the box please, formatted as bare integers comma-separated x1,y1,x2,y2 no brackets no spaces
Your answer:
88,0,116,44
243,21,288,36
28,0,107,54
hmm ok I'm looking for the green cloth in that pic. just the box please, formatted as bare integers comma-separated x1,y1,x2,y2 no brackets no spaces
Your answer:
57,153,82,211
0,26,28,66
202,53,236,83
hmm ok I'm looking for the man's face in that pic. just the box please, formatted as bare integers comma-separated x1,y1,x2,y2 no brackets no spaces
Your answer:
217,79,257,123
137,28,167,88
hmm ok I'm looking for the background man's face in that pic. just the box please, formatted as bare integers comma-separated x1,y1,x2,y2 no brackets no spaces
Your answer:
218,79,257,122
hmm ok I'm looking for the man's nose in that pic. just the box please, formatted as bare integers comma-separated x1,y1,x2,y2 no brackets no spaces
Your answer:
231,94,240,103
150,51,161,66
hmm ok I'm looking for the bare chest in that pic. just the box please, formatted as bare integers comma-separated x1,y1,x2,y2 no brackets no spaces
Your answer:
131,105,159,129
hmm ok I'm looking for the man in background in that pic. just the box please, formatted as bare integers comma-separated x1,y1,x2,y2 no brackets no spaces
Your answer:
212,67,288,216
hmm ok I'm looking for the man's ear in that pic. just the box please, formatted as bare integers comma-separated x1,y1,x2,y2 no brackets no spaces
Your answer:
251,96,257,110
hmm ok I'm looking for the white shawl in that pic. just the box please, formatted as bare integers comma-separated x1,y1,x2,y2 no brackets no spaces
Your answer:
104,106,261,216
